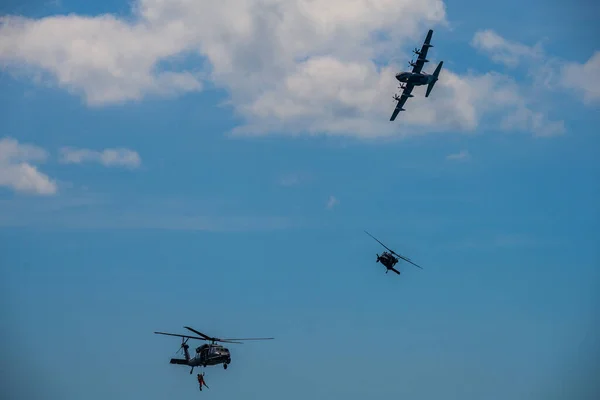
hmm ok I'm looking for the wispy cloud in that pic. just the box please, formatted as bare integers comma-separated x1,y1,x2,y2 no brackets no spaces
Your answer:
443,233,551,250
0,193,296,232
278,172,311,187
0,137,57,195
278,174,301,187
471,30,544,68
472,29,600,106
46,0,62,7
446,149,470,161
326,195,339,210
59,147,141,168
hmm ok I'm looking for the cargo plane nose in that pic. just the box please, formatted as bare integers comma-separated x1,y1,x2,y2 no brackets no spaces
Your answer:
395,72,409,82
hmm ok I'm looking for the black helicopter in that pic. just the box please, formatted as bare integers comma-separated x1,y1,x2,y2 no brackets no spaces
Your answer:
364,230,423,275
154,326,274,374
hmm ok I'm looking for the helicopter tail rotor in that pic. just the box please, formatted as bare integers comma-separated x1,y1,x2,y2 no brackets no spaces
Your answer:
168,339,192,367
178,337,191,361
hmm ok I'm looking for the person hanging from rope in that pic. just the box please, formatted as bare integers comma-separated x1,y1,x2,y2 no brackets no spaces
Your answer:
197,372,209,391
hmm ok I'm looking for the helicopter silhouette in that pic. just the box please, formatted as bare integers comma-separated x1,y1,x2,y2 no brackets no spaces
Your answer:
154,326,273,374
364,230,423,275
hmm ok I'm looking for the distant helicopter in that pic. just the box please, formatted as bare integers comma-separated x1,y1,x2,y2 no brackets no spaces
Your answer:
364,230,423,275
154,326,274,374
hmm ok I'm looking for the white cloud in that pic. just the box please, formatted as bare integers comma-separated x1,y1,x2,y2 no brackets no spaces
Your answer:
446,149,470,161
0,13,203,105
59,147,141,168
0,137,58,195
326,195,339,209
0,1,571,138
559,51,600,104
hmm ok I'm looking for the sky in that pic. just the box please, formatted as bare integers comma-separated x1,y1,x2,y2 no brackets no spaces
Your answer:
0,0,599,399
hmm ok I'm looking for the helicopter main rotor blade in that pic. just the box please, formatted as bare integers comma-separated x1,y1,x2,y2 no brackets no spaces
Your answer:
397,254,423,269
154,331,207,341
184,326,273,343
364,230,423,269
184,326,214,341
364,230,397,254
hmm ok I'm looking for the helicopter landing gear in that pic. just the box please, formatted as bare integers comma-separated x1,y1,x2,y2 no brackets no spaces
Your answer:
223,363,228,370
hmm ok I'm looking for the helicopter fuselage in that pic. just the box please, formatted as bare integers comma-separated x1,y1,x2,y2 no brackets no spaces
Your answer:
170,343,232,370
196,344,231,367
376,251,398,270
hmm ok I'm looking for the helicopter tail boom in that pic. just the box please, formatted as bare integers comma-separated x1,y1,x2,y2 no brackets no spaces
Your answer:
169,358,190,365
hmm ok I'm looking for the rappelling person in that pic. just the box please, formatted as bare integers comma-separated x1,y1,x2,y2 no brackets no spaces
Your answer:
197,372,209,391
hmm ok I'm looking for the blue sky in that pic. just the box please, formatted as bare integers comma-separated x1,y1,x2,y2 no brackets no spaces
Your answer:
1,1,599,399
